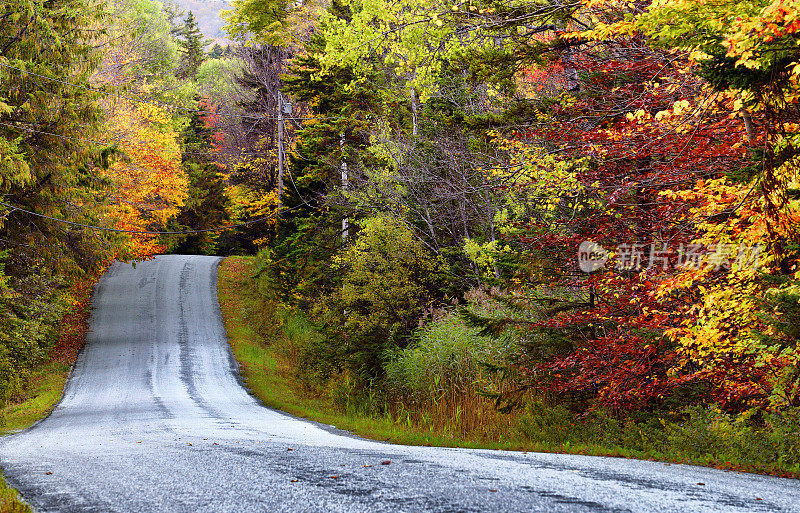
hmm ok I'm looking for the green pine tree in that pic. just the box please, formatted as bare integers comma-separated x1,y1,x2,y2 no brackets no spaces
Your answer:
173,103,230,255
0,0,115,409
177,11,205,80
209,43,224,59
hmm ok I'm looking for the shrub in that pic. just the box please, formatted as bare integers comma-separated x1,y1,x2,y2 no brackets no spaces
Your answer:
0,261,64,414
665,407,800,472
319,216,447,384
384,312,513,434
385,314,507,399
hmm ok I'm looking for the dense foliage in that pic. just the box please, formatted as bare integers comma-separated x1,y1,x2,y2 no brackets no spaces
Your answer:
2,0,800,472
221,0,800,455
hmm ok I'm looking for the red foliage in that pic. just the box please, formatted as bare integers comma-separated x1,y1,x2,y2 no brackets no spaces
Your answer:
506,38,754,413
49,268,105,368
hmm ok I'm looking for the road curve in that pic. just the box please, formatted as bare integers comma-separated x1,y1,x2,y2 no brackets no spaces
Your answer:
0,255,797,513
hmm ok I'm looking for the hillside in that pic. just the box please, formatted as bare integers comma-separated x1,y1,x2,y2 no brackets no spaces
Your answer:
169,0,232,44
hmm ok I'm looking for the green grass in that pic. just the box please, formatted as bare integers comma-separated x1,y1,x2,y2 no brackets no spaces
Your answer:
218,256,800,479
1,362,70,434
0,474,32,513
0,362,68,513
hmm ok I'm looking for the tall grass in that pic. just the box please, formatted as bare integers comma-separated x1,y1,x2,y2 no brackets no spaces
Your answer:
385,315,513,437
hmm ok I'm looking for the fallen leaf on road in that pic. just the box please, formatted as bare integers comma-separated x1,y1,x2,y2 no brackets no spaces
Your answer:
489,489,497,493
381,460,391,465
697,483,705,486
45,472,52,475
330,476,339,479
364,465,372,468
291,479,299,483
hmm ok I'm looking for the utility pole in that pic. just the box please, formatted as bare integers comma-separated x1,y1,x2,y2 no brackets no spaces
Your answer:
277,92,284,215
276,92,292,217
340,132,349,243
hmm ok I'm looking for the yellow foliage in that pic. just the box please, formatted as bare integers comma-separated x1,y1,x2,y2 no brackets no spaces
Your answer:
100,95,188,258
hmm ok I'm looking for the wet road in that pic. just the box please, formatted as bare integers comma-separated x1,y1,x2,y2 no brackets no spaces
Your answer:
1,255,797,512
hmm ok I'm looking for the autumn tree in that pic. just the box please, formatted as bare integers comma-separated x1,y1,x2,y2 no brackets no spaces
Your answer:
93,0,193,258
620,0,800,411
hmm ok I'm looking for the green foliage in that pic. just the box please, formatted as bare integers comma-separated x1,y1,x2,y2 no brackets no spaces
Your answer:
385,313,507,399
515,401,588,447
0,0,116,411
114,0,181,79
0,257,64,413
196,57,241,99
177,11,206,80
318,216,446,383
664,407,800,474
515,401,800,475
222,0,292,44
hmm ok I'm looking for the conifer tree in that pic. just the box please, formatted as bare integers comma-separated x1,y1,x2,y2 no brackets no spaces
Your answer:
161,0,185,38
0,0,112,409
177,11,205,80
174,103,230,255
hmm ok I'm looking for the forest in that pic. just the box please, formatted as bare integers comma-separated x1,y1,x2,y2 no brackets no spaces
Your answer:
2,0,800,474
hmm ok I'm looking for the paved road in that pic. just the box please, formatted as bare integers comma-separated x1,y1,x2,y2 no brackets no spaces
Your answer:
1,255,797,513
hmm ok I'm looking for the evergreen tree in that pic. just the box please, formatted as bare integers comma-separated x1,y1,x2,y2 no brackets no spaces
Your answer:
275,0,380,304
161,0,185,38
173,103,230,255
0,0,113,409
177,11,205,80
209,43,224,59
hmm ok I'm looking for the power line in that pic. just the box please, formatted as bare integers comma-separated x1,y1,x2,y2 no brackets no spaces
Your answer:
0,119,130,150
0,119,273,163
0,199,303,235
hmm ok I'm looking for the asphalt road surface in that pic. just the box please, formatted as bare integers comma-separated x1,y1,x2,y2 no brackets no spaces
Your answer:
1,255,797,513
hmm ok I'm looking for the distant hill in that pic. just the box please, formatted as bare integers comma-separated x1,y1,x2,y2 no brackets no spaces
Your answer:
169,0,233,45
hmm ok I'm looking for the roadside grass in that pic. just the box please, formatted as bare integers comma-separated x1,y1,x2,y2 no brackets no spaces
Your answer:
0,476,31,513
0,362,70,435
218,256,800,479
0,272,97,513
0,360,68,513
